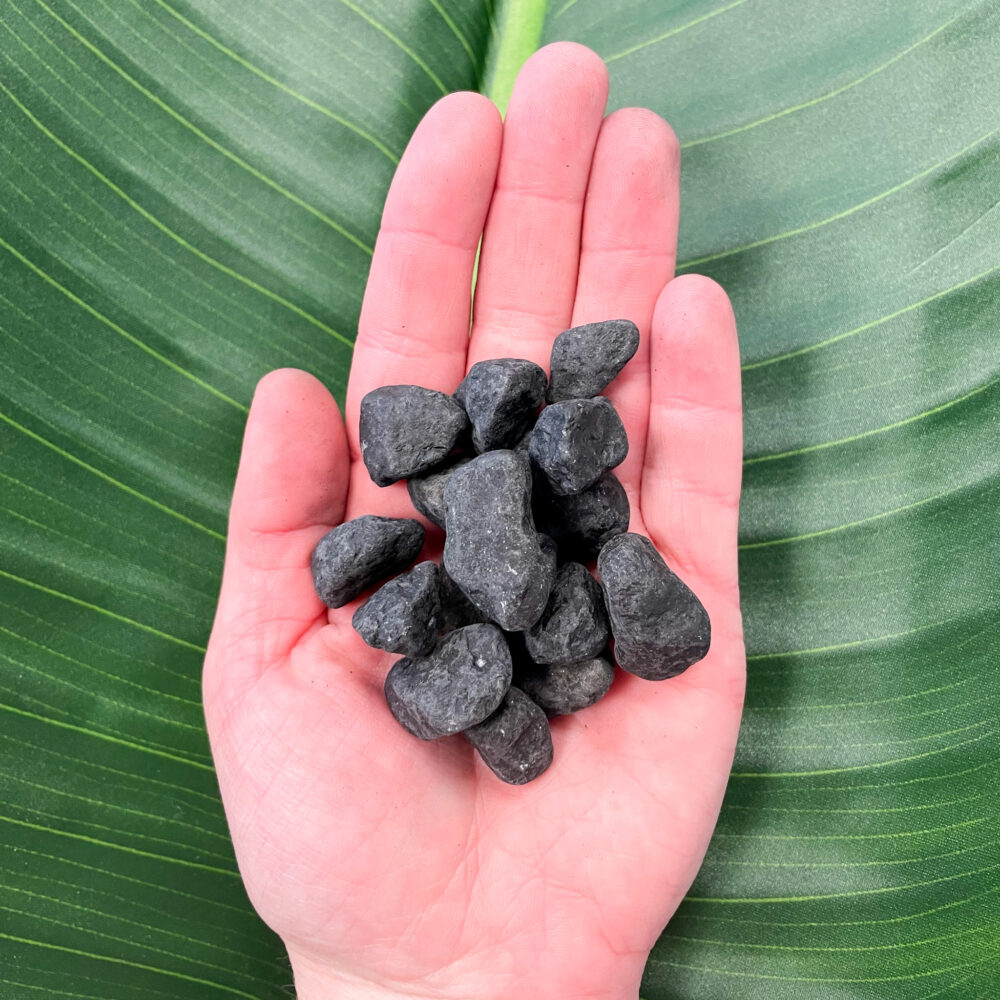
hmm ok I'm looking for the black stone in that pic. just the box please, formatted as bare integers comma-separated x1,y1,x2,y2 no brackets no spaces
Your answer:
522,656,614,715
438,565,489,632
547,319,640,403
464,686,553,784
535,472,630,562
454,359,547,452
311,516,424,608
352,562,441,656
524,562,609,665
407,456,472,529
528,397,628,496
443,451,556,630
359,385,469,486
384,624,512,740
598,533,711,680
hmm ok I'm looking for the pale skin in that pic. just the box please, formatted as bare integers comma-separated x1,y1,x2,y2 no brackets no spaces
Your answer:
204,43,745,1000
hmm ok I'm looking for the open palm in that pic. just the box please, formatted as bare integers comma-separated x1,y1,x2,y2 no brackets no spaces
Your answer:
204,43,745,1000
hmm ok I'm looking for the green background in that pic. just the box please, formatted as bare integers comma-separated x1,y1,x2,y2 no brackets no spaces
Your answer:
1,0,998,996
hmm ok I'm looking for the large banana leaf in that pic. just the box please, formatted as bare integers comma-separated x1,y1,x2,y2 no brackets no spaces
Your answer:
1,1,997,996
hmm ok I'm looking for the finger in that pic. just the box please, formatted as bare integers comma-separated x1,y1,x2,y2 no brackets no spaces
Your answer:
207,368,349,696
344,90,501,521
641,275,742,603
468,42,608,367
571,107,680,501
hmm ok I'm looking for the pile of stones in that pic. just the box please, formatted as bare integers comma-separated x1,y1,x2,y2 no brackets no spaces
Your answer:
311,320,711,785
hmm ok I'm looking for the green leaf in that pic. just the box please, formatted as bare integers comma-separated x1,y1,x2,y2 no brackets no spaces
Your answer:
1,1,997,997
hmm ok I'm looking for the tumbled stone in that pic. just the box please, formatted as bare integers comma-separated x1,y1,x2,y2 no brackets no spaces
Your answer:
443,451,556,630
522,656,614,715
598,533,711,680
529,397,628,496
438,565,489,632
352,562,441,656
454,359,547,452
407,456,472,529
359,385,469,487
524,562,609,665
311,516,424,608
384,624,512,740
547,319,640,402
464,686,553,784
535,472,630,562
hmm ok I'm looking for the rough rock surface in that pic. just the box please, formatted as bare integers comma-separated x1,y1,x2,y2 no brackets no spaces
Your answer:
522,656,614,715
464,686,553,784
352,562,441,656
535,472,630,561
438,565,490,632
384,624,512,740
547,319,640,402
359,385,469,486
454,359,546,452
407,456,472,529
311,516,424,608
598,533,711,680
443,451,556,630
529,397,628,496
524,562,609,665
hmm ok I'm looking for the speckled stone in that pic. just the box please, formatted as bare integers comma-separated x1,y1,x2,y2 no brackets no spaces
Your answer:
464,686,553,784
352,562,441,656
598,533,711,680
535,472,630,562
311,516,424,608
524,562,609,665
454,359,547,452
547,319,640,403
359,385,469,487
522,656,614,715
407,456,472,529
384,624,512,740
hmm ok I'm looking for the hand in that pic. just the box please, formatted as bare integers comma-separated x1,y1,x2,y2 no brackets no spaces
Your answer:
204,42,745,1000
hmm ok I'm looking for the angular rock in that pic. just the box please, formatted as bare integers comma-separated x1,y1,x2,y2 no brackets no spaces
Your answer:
522,656,615,716
524,562,609,665
454,359,547,452
359,385,469,487
438,565,489,632
464,686,553,784
443,451,556,630
352,562,441,656
547,319,640,403
407,456,472,529
598,533,711,680
384,624,512,740
535,472,630,562
528,397,628,496
311,516,424,608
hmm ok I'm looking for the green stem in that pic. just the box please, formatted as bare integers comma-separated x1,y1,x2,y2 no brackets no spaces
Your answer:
484,0,549,113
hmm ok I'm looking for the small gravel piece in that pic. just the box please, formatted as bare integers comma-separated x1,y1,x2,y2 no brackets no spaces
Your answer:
438,565,490,632
464,686,553,784
352,562,441,656
522,656,615,715
443,451,556,630
535,472,630,562
529,397,628,496
524,562,609,665
407,456,472,529
384,624,512,740
359,385,469,486
454,359,547,452
311,516,424,608
598,533,711,680
547,319,640,403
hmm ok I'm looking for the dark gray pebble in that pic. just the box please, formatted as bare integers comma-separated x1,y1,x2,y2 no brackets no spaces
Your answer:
311,516,424,608
535,472,630,562
464,686,553,784
443,451,556,630
359,385,469,487
352,562,441,656
522,656,615,715
384,624,512,740
438,565,490,632
454,359,546,452
524,562,609,665
547,319,639,403
598,533,711,680
529,397,628,496
407,456,472,529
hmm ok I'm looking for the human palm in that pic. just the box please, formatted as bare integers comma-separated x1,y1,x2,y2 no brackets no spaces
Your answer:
205,43,745,1000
